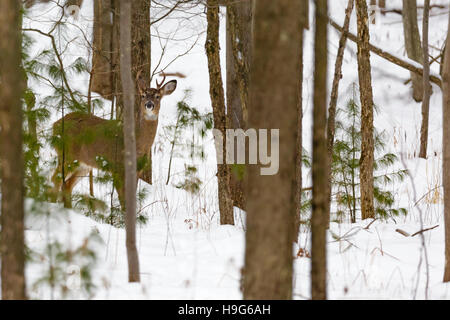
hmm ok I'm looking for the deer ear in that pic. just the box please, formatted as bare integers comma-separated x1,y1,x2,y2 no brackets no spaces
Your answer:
162,80,177,96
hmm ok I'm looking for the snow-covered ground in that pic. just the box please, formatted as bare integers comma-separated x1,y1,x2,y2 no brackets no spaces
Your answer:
8,0,450,299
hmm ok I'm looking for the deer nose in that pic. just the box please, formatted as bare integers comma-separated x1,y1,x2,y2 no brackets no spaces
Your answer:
145,101,154,110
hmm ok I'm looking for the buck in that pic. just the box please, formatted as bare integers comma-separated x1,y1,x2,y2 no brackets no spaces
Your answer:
50,72,178,209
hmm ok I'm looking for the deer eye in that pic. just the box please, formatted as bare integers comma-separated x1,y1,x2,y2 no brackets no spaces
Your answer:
155,94,161,99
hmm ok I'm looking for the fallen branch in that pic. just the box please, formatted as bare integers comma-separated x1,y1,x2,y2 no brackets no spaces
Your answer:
411,225,439,237
395,225,439,237
395,229,410,237
329,18,442,88
364,218,377,230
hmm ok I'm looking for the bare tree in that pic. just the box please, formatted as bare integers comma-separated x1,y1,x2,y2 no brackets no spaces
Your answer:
402,0,424,102
311,0,328,300
205,0,234,225
443,9,450,283
0,0,27,300
356,0,375,220
243,0,303,300
226,0,253,211
326,0,354,226
419,0,431,159
295,1,308,241
120,0,140,282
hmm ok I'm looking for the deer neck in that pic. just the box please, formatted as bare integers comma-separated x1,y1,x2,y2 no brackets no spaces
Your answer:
136,116,158,157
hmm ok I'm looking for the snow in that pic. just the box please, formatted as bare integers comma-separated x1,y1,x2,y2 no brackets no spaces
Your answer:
1,0,449,299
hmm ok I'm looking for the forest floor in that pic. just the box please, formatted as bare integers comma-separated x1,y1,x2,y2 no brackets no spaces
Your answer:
9,0,450,299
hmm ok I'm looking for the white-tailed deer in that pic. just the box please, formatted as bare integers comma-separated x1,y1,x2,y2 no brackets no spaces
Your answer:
50,72,178,209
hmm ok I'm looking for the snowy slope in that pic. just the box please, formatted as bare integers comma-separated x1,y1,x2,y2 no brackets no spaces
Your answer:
7,0,450,299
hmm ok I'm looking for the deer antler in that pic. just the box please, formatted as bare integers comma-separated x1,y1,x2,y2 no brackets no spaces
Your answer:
156,72,167,89
155,71,186,89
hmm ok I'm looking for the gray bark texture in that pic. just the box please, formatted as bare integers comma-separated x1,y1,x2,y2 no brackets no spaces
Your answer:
356,0,375,220
243,0,303,300
402,0,424,102
120,0,140,283
206,0,234,225
0,0,27,300
311,0,328,300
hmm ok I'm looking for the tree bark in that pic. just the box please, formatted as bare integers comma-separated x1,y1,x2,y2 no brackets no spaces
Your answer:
120,0,140,283
419,0,430,159
356,0,375,220
243,0,302,300
92,0,114,100
132,0,152,185
326,0,354,228
295,1,308,242
0,0,27,300
206,0,234,225
402,0,424,102
311,0,328,300
226,0,252,211
443,10,450,283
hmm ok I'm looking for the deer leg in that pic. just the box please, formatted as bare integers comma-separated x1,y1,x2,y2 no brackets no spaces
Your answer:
63,167,90,209
49,165,63,203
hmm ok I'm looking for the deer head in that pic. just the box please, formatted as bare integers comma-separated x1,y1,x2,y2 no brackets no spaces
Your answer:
136,71,177,121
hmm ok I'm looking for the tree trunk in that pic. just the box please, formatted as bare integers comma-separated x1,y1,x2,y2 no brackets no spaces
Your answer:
402,0,424,102
112,0,122,119
243,0,302,300
311,0,328,300
92,0,114,100
206,0,234,225
132,0,152,185
0,0,27,300
226,0,252,211
443,10,450,283
295,1,308,242
419,0,430,159
326,0,354,227
356,0,375,221
119,0,140,283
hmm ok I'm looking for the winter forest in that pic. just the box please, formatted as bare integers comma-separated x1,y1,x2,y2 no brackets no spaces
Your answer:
0,0,449,302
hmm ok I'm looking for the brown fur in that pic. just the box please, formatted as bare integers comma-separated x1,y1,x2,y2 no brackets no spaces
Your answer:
50,78,177,209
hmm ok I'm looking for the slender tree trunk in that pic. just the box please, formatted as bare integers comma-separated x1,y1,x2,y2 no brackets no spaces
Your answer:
419,0,431,159
356,0,375,221
120,0,140,283
402,0,424,102
443,10,450,283
132,0,152,185
226,0,252,211
243,0,302,300
0,0,27,300
87,66,95,197
311,0,328,300
112,0,124,119
92,0,114,100
295,1,308,242
326,0,354,227
206,0,234,225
